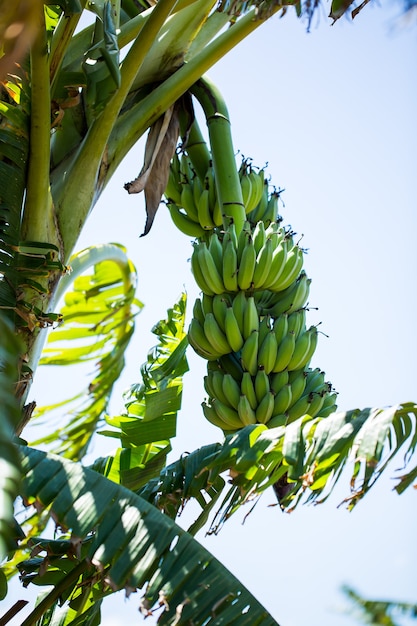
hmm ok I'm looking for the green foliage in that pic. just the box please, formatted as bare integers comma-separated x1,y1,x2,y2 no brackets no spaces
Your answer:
29,244,142,460
0,314,23,560
341,585,417,625
92,293,189,490
17,445,279,625
138,404,417,534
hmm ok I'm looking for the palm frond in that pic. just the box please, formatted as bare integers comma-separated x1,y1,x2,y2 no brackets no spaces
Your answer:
92,293,189,491
16,445,279,625
136,404,417,534
29,243,142,461
0,313,24,559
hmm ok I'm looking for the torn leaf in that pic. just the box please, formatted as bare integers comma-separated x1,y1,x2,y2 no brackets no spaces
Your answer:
124,104,180,236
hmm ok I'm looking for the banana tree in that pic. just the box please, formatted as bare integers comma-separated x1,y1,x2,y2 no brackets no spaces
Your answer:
0,1,415,624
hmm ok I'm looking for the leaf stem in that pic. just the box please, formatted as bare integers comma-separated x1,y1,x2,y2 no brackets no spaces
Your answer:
191,76,245,235
21,11,57,247
52,0,180,261
104,4,280,198
50,10,82,94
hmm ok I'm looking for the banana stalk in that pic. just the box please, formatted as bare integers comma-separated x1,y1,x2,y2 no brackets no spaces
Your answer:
191,76,246,236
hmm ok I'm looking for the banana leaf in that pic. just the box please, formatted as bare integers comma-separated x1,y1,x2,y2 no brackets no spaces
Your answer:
0,313,24,560
136,404,417,534
17,445,279,625
29,244,142,461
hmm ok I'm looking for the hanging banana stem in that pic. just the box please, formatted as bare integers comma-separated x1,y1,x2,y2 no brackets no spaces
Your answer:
191,76,246,236
181,115,211,182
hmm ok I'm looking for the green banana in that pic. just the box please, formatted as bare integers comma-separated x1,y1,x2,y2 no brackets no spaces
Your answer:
287,309,306,339
236,222,249,260
252,220,266,255
197,187,215,230
253,237,273,290
255,391,275,424
273,383,293,415
237,393,257,425
190,247,214,296
219,353,244,382
202,294,216,320
165,157,182,204
222,373,241,410
288,369,307,404
212,397,242,430
231,290,247,333
273,331,296,372
238,234,257,290
285,274,311,315
306,391,326,418
224,306,245,352
180,181,200,223
192,170,204,209
319,392,338,417
258,315,271,347
263,189,280,225
202,401,235,432
269,245,304,293
288,325,318,371
239,169,254,213
208,232,224,277
287,329,311,372
222,239,239,292
179,151,193,182
268,272,309,317
197,242,226,295
192,297,206,327
286,395,311,423
249,168,265,212
204,312,231,355
267,414,287,428
210,369,233,407
167,203,206,239
241,330,259,376
203,372,217,400
270,369,289,394
188,317,222,360
212,294,228,332
254,368,270,403
213,198,223,227
247,178,268,224
205,162,216,211
257,330,278,375
262,240,288,290
243,295,259,340
304,367,325,395
272,314,289,345
240,371,258,410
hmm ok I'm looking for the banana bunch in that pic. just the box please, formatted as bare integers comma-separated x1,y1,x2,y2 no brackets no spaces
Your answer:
188,281,337,432
190,220,305,296
164,152,218,238
164,152,279,237
202,360,337,432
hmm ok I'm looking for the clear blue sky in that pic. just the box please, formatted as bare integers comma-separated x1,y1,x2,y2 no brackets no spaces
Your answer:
5,2,417,625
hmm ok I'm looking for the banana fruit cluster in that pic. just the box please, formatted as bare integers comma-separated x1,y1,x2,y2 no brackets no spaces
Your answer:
190,220,304,296
186,217,337,432
164,152,278,236
163,149,338,432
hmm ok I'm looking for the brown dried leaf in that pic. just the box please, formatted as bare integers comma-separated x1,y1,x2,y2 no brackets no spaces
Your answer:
124,104,180,236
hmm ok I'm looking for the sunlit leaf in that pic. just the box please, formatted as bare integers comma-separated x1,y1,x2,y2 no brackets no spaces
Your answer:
18,446,279,625
29,244,142,461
